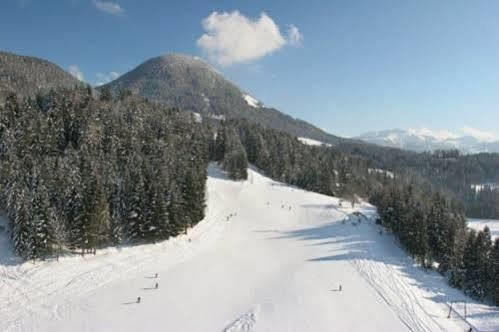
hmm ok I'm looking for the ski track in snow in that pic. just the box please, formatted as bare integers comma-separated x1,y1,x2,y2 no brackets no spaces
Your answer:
352,258,445,332
0,167,237,330
1,164,498,331
223,307,258,332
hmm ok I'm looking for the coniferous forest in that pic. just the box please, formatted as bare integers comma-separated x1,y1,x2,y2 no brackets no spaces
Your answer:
0,87,498,305
0,87,209,260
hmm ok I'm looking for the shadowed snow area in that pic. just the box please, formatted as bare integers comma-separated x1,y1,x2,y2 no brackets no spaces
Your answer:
1,164,498,331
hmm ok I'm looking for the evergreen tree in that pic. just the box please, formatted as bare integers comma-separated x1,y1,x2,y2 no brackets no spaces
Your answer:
492,239,499,305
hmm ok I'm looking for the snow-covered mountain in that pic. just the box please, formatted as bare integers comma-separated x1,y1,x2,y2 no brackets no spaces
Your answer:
356,128,499,153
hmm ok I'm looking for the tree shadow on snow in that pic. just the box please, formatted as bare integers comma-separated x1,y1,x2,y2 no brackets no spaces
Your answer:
259,213,499,323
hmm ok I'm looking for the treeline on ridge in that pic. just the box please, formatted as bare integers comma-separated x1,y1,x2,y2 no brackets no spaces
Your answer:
338,142,499,219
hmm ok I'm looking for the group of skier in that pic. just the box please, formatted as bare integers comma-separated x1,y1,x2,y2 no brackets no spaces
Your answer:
226,212,237,222
136,273,160,304
266,201,293,212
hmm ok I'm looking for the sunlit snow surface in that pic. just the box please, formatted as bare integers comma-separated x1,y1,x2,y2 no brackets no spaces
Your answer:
298,137,331,147
243,94,260,108
1,165,498,331
468,218,499,240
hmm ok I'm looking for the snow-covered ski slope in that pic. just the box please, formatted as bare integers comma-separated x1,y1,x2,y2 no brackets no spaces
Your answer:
1,165,498,331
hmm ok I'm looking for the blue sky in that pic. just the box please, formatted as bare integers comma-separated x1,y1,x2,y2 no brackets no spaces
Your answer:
2,0,499,138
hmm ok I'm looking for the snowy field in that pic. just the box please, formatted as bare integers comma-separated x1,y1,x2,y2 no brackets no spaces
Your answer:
298,137,332,147
468,218,499,240
1,165,498,331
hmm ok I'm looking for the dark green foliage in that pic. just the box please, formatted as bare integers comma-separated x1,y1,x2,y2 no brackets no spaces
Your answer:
222,119,376,199
0,88,209,259
214,123,248,180
461,227,493,300
0,51,84,101
338,142,499,220
99,86,112,102
492,239,499,305
372,181,498,303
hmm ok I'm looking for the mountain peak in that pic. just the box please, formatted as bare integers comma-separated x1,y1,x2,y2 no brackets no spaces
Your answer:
151,53,211,67
357,128,499,154
99,53,342,145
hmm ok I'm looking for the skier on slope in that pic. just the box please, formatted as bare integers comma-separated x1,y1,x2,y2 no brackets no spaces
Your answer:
155,282,159,289
137,296,141,303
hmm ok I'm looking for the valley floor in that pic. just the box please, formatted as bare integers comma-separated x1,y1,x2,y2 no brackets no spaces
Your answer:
1,165,498,331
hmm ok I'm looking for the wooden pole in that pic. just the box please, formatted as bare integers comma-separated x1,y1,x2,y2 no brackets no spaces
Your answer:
447,301,453,318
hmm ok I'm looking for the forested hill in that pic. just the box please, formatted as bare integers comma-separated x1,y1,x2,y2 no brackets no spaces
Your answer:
0,88,210,260
337,141,499,219
98,53,345,146
0,51,86,101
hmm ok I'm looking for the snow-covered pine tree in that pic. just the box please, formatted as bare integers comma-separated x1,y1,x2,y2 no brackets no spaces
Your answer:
28,172,54,259
492,239,499,305
9,185,32,259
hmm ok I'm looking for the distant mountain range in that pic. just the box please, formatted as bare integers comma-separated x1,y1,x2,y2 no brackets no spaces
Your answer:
99,54,346,146
356,128,499,154
0,51,85,100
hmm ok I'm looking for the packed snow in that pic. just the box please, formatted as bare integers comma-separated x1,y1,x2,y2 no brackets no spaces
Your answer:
468,218,499,240
190,112,226,123
1,165,498,331
298,137,331,147
243,94,260,108
471,183,499,192
191,112,202,123
368,168,395,179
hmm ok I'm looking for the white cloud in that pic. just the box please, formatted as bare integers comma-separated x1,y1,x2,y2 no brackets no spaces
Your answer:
287,24,303,46
92,0,124,16
197,11,302,66
96,71,120,86
68,65,85,81
460,126,498,143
